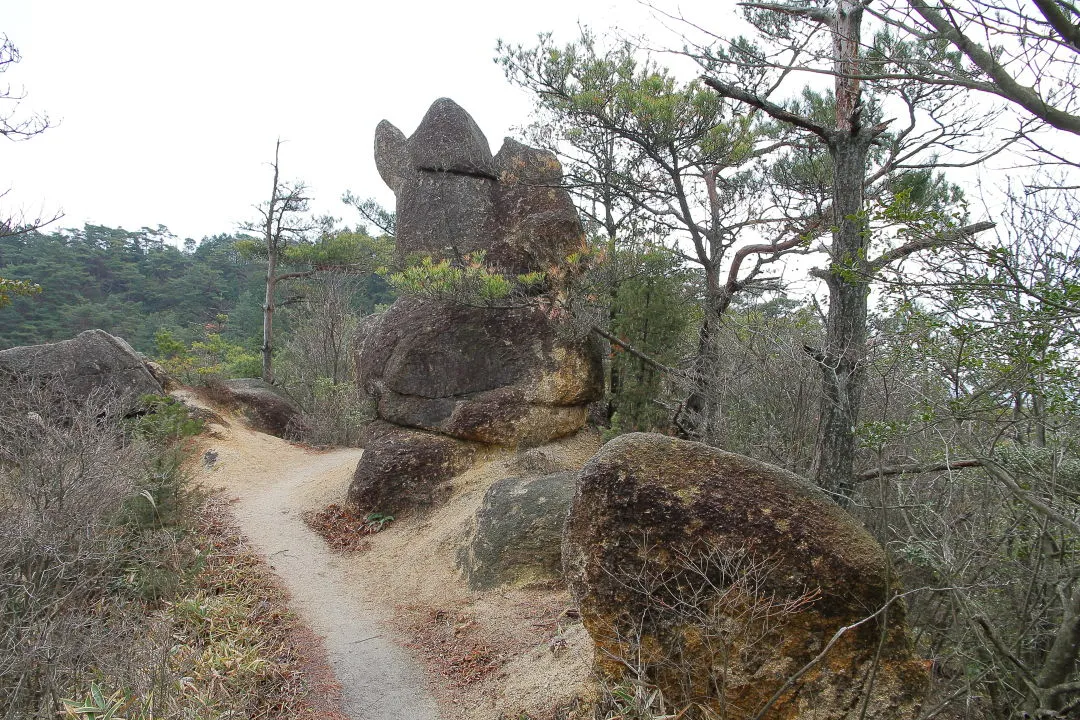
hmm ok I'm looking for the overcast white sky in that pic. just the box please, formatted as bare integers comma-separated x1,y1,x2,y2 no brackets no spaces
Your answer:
3,0,731,243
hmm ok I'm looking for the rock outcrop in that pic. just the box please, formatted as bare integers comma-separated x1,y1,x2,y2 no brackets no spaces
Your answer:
373,97,588,273
350,99,602,516
220,378,303,439
0,329,163,414
348,425,481,515
490,138,586,275
563,433,928,720
458,470,577,590
355,299,602,447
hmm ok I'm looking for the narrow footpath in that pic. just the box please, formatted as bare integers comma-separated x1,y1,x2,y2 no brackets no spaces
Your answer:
189,408,442,720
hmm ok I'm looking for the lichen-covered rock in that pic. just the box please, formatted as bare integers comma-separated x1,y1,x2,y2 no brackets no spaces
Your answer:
348,426,481,516
221,378,302,438
458,470,576,590
375,98,499,262
373,100,586,275
374,120,409,193
394,171,496,260
355,299,602,447
0,329,163,415
563,432,928,720
405,97,496,177
490,138,587,275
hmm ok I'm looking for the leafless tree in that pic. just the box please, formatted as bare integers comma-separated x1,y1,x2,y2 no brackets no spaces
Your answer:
276,273,373,446
0,33,60,296
239,139,315,383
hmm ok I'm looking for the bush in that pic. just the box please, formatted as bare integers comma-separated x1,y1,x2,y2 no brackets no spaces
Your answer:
153,316,261,385
0,383,197,718
275,274,374,446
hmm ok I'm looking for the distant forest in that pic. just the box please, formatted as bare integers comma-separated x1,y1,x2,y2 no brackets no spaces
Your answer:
0,224,391,353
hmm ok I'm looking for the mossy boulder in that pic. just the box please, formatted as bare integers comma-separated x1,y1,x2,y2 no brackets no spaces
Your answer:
563,432,928,720
458,470,576,590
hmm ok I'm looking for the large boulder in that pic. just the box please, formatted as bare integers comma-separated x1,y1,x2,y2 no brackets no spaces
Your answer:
563,433,928,720
0,329,163,414
489,138,588,275
220,378,302,438
355,299,603,447
348,425,481,516
376,98,499,262
457,470,577,590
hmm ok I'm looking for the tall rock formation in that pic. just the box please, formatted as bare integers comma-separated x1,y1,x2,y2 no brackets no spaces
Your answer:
350,98,602,516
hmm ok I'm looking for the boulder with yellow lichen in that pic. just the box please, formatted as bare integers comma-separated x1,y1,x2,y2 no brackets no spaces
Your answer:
355,298,602,448
563,432,929,720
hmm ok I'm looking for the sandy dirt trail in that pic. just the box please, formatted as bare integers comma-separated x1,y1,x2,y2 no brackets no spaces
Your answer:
191,414,442,720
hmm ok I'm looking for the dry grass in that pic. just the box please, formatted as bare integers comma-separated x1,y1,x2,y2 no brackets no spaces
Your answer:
401,607,506,690
52,495,350,720
165,494,349,720
0,384,348,720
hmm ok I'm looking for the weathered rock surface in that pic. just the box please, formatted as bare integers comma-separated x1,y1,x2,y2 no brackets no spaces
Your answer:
506,426,603,476
394,171,496,260
353,99,601,517
373,98,586,273
348,426,481,516
221,378,302,439
355,299,602,447
563,433,928,720
374,120,410,193
406,97,496,177
0,329,163,414
490,138,587,275
458,470,576,590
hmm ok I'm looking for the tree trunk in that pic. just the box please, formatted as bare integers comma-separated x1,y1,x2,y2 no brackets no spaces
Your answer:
806,0,876,501
262,251,276,383
809,136,872,500
677,267,725,440
1032,584,1080,714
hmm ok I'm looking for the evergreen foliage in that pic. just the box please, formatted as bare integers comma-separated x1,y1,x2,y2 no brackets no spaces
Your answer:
0,226,263,352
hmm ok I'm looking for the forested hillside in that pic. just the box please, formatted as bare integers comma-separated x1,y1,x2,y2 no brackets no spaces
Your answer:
0,226,263,351
0,224,394,354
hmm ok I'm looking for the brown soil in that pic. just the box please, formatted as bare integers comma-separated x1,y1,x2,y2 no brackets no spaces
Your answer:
177,388,598,720
303,503,377,552
348,437,600,720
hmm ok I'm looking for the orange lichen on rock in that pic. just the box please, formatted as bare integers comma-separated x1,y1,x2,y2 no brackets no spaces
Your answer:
563,432,929,720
